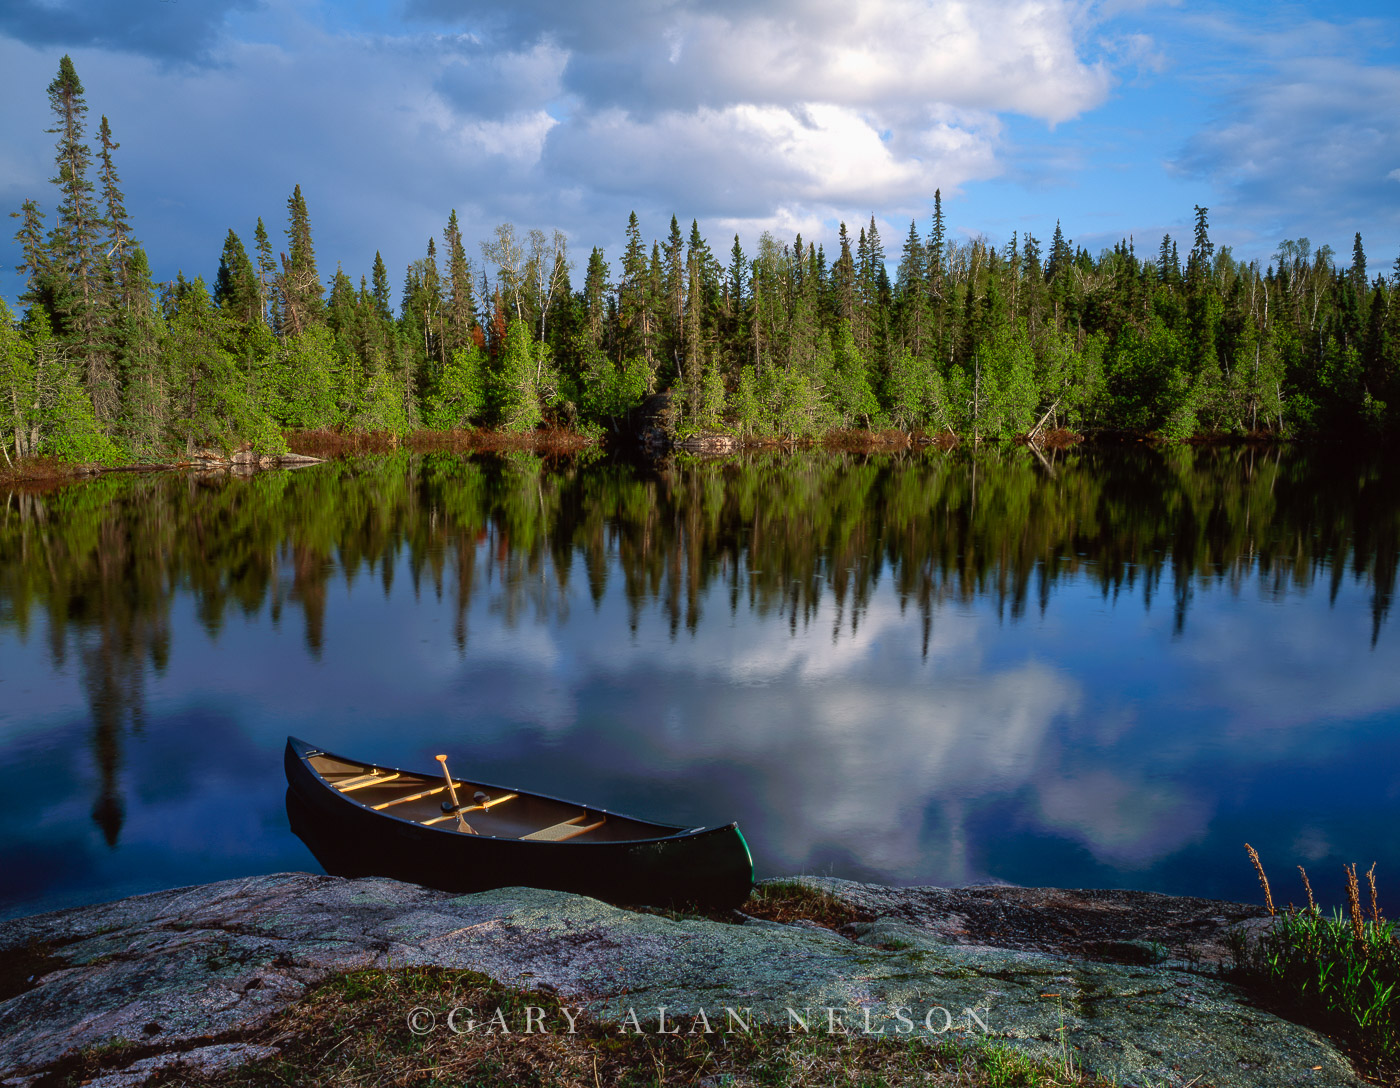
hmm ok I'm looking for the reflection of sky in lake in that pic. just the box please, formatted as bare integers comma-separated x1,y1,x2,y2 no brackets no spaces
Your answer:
3,466,1399,921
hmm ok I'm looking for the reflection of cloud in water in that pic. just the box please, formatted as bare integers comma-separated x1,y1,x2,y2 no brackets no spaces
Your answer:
437,573,1225,883
1181,584,1400,734
1292,826,1332,863
734,661,1080,881
544,593,1086,883
1034,770,1209,870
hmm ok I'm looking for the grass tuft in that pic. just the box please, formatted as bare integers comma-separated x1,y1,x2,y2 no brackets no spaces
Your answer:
1232,848,1399,1082
741,880,876,930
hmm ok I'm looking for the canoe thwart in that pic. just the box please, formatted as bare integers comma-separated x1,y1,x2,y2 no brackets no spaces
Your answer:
371,783,460,810
334,771,402,791
419,792,519,826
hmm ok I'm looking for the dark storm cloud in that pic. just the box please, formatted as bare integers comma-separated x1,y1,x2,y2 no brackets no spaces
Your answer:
0,0,261,64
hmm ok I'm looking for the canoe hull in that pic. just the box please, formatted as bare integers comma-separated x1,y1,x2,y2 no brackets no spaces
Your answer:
284,739,754,910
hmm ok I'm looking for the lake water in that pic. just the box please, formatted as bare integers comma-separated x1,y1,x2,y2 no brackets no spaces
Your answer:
2,445,1398,920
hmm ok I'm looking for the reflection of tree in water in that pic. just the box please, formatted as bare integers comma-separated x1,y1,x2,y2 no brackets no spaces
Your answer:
2,445,1398,845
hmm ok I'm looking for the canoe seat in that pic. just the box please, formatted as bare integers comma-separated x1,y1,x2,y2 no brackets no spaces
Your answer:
521,814,606,842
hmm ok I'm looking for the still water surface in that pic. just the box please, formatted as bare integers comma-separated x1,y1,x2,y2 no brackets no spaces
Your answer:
2,445,1398,919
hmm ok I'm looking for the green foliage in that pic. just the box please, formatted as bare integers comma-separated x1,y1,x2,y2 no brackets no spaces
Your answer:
347,362,410,435
492,319,543,432
276,326,340,430
978,323,1039,439
14,308,122,465
760,361,831,438
1237,886,1399,1063
0,299,37,460
1106,321,1195,436
730,365,763,437
579,350,647,430
828,321,880,429
164,278,281,454
424,345,486,430
40,356,124,465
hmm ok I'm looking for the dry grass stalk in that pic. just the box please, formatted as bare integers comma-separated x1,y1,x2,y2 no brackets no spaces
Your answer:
1246,843,1275,916
1368,863,1382,925
1345,863,1365,948
1298,865,1317,912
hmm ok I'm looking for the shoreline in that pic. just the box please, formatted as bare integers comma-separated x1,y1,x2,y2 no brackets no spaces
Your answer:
0,423,1324,490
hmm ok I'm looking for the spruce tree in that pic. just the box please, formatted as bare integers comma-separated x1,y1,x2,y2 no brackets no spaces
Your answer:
1158,234,1175,284
927,189,946,301
371,251,393,322
214,229,261,326
96,115,136,310
618,212,650,368
1190,206,1213,277
253,217,276,326
897,220,927,357
1046,221,1072,282
1349,232,1367,297
46,56,101,330
278,184,323,336
686,220,717,309
833,224,855,326
443,210,475,353
116,247,168,457
422,236,444,367
46,55,117,420
10,200,52,313
664,215,685,356
581,247,610,350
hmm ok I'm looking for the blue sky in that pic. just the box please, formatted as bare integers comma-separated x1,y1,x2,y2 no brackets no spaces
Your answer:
1,0,1397,309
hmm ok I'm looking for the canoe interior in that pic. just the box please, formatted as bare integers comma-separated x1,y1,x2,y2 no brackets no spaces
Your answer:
308,752,686,844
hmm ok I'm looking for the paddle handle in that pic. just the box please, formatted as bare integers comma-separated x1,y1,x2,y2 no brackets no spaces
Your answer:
435,755,462,810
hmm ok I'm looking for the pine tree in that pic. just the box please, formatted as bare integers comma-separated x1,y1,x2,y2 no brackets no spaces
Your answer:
618,212,651,374
725,234,749,375
833,224,855,326
46,57,101,329
927,190,945,281
96,115,136,312
1349,232,1367,296
1188,206,1212,282
1046,221,1072,282
664,215,685,360
10,200,52,312
46,55,116,421
116,247,169,457
422,235,444,368
582,247,611,350
442,210,475,353
214,230,261,326
687,220,717,308
896,220,928,358
371,251,393,322
253,217,276,327
278,184,323,336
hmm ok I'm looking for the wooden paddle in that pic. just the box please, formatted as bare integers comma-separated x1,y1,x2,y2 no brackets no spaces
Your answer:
434,754,475,833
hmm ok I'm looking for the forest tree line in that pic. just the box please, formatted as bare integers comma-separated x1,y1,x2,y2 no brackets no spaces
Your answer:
4,56,1400,467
